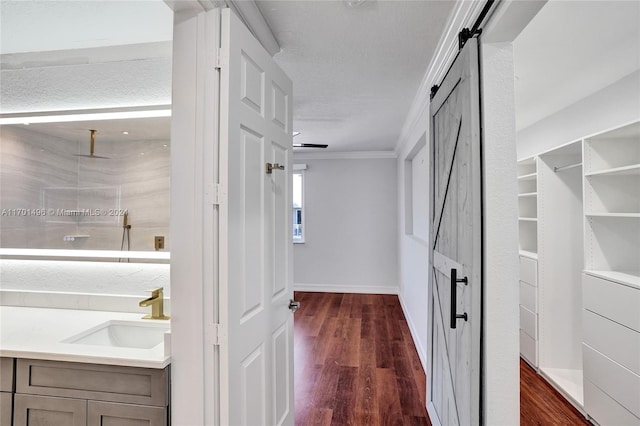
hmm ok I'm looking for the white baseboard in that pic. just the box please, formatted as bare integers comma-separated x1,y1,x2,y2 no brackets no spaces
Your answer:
293,283,398,295
398,292,427,372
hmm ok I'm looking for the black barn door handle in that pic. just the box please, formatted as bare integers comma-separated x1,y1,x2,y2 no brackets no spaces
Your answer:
450,268,469,329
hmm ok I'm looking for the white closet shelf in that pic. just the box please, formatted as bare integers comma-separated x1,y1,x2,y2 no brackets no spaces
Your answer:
519,250,538,259
518,192,538,198
586,213,640,218
585,164,640,177
518,172,537,181
584,270,640,289
518,217,538,222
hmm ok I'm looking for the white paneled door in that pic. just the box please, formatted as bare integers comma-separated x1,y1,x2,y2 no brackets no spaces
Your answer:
218,8,294,426
427,38,482,426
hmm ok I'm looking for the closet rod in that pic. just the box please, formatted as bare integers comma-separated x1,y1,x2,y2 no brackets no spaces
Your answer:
554,162,582,173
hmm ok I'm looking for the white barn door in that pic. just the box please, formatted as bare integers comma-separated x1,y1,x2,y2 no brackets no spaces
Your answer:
218,8,295,426
427,38,482,426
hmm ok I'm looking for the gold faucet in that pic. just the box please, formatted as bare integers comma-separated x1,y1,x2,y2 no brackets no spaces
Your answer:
139,287,170,320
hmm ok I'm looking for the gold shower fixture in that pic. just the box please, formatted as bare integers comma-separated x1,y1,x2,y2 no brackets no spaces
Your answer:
74,129,111,159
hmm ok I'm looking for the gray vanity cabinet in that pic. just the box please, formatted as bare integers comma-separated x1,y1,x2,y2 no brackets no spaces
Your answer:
0,358,14,426
14,394,87,426
11,359,170,426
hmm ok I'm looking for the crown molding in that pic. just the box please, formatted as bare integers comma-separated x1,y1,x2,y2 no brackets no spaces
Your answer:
394,0,488,157
293,150,397,161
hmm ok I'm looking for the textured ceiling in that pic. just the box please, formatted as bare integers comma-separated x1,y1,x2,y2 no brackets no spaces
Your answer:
0,0,455,153
514,0,640,131
3,1,637,152
258,0,455,152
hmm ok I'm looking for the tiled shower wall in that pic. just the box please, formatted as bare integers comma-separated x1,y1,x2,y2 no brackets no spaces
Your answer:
0,125,170,251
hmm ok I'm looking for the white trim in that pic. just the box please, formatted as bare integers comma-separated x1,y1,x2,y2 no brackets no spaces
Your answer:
394,0,486,157
293,283,398,295
292,163,307,171
293,150,397,161
398,292,427,372
292,170,305,243
226,0,280,56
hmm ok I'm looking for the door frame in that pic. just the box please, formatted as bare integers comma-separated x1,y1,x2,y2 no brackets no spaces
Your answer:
169,5,221,425
476,2,547,424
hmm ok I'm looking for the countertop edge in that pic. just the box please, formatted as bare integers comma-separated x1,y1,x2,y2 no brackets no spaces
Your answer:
0,349,171,369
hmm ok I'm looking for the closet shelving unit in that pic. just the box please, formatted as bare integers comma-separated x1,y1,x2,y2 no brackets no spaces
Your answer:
519,121,640,424
517,157,539,367
537,141,584,409
583,121,640,287
581,121,640,425
517,157,539,259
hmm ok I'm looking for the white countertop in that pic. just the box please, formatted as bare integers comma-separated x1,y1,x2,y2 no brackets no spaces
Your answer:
0,306,170,369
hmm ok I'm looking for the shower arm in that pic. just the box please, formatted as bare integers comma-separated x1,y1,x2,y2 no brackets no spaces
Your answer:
90,129,96,156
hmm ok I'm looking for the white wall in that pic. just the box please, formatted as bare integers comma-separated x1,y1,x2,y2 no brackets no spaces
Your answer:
0,259,169,297
517,70,640,158
479,41,521,425
397,123,431,369
293,157,398,294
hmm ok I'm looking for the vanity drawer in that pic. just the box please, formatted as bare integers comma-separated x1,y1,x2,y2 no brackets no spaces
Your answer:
519,281,537,313
583,273,640,332
519,256,538,286
584,309,640,376
16,359,169,407
583,344,640,419
88,401,167,426
519,305,537,339
14,394,87,426
584,379,640,426
0,358,13,392
520,330,537,366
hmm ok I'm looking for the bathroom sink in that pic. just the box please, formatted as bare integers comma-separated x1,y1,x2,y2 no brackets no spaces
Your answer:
64,320,170,349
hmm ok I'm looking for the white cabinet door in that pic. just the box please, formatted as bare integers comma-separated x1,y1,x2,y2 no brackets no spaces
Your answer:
427,38,482,426
218,8,294,426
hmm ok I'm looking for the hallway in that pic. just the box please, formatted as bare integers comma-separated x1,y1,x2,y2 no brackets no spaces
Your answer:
294,292,590,425
294,292,429,425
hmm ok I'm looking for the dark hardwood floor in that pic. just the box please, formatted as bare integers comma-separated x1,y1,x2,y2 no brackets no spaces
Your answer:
294,292,430,426
294,292,589,426
520,360,590,425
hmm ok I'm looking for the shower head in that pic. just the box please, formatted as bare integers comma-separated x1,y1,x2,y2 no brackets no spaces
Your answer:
73,129,111,159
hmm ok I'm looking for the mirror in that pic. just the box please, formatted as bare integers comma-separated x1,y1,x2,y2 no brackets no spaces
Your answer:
0,116,170,257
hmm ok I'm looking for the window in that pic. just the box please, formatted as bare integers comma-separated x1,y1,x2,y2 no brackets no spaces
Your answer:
293,171,304,243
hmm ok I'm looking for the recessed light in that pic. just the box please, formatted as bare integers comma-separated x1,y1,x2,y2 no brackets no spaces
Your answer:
140,152,145,156
162,144,168,147
122,131,129,135
23,123,30,126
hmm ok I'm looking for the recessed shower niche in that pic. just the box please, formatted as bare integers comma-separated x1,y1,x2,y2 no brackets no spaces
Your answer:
0,116,170,253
